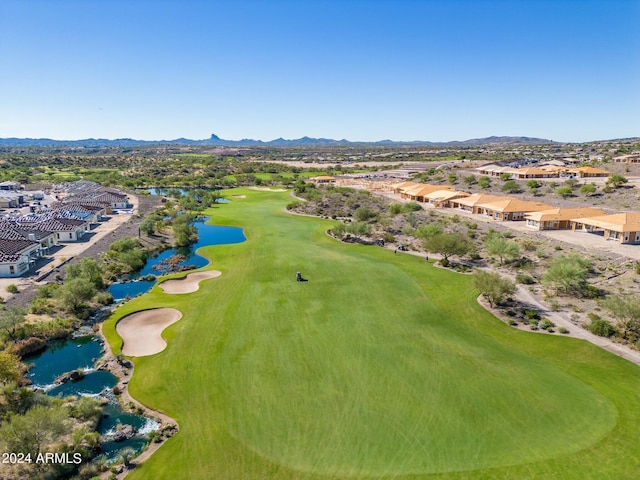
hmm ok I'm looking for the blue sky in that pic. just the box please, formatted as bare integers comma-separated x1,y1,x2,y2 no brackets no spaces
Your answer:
0,0,638,142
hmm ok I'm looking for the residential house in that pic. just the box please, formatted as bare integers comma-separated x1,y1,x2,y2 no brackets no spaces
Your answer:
449,193,507,214
613,154,640,164
570,167,610,178
310,175,337,185
475,198,553,221
0,181,20,191
570,213,640,244
422,190,470,208
510,167,557,179
401,184,454,202
0,238,40,277
475,165,516,178
391,181,419,194
16,218,87,242
524,207,606,230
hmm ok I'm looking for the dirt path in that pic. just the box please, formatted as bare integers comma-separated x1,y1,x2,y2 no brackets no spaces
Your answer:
513,285,640,365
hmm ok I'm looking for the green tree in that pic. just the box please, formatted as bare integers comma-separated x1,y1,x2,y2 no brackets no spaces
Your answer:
346,221,371,240
66,258,104,290
140,213,163,236
499,173,512,181
415,224,443,240
173,214,198,247
423,233,470,262
0,351,22,385
463,175,476,186
447,173,457,184
388,203,403,215
0,306,26,341
484,235,520,265
478,176,491,189
555,186,573,198
602,295,640,343
588,318,617,338
606,174,628,188
526,180,540,189
579,183,597,196
354,206,378,222
0,404,68,456
541,254,592,295
402,202,423,213
473,270,516,308
58,278,96,312
501,180,521,193
331,222,347,238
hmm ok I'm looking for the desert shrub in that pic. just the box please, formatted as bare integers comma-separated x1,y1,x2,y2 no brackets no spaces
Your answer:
478,176,491,188
29,298,55,315
501,180,521,193
6,284,18,294
581,285,603,299
558,327,570,334
415,224,442,240
94,292,114,305
516,273,535,285
382,232,395,243
37,283,61,299
539,319,555,330
389,203,403,215
588,319,616,337
587,312,601,322
354,206,378,222
331,223,347,237
402,202,423,213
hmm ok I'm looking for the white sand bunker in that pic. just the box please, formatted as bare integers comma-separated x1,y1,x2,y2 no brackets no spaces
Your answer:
248,187,287,192
158,270,221,294
117,308,182,356
232,195,246,198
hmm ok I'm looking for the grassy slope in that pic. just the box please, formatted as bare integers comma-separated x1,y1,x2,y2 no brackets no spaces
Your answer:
103,189,640,480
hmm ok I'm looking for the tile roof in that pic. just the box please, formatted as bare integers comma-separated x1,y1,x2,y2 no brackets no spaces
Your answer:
571,212,640,233
423,190,470,201
453,193,509,207
525,207,606,222
0,238,39,256
403,184,455,197
477,198,553,213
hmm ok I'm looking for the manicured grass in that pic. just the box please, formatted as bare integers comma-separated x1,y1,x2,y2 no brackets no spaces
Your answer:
103,189,640,479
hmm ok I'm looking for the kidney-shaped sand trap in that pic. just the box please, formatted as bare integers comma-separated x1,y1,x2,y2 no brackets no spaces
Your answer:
116,308,183,356
158,270,222,294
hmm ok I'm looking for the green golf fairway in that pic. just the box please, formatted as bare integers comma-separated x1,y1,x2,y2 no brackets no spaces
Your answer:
104,189,640,479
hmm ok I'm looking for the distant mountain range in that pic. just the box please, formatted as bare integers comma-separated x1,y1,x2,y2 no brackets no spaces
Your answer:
0,134,559,148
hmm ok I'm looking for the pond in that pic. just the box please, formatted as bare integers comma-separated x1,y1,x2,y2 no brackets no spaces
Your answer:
108,219,246,301
25,337,156,463
146,187,230,203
